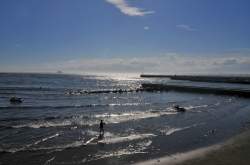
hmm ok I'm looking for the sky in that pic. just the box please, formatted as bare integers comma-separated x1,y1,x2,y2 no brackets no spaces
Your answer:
0,0,250,74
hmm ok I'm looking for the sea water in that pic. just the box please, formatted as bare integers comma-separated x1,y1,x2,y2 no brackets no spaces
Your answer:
0,73,250,164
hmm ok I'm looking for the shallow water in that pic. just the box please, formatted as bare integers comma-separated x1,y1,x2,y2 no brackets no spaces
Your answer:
0,73,250,164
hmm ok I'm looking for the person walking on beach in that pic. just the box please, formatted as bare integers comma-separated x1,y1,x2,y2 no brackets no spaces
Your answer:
100,120,105,136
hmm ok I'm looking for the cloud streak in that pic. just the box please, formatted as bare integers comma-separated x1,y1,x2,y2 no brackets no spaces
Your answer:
178,25,196,31
106,0,154,17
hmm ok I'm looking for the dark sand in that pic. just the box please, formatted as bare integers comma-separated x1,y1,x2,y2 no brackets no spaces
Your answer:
134,127,250,165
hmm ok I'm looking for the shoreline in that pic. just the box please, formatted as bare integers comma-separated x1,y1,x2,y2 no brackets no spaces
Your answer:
134,127,250,165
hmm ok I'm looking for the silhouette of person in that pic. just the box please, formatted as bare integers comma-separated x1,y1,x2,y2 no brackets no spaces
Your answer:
100,120,105,135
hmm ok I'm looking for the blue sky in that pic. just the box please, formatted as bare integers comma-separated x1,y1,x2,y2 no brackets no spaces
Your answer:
0,0,250,74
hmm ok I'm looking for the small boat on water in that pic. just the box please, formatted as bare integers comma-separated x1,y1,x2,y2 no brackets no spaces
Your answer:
172,105,186,112
10,97,23,103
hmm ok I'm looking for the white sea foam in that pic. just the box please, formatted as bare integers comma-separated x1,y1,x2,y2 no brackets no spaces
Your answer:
225,98,232,102
44,156,56,165
27,133,59,147
84,137,97,145
215,101,220,105
165,127,185,135
184,105,207,110
162,122,206,136
97,133,156,144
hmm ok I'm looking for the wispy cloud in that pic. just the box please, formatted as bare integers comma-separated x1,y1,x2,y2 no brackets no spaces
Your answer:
227,48,250,52
178,25,196,31
143,27,149,30
13,44,20,47
106,0,154,17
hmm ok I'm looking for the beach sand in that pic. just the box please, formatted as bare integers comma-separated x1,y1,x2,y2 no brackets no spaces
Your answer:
134,127,250,165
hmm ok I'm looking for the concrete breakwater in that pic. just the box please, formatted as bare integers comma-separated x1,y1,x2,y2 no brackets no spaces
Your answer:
140,75,250,84
141,83,250,98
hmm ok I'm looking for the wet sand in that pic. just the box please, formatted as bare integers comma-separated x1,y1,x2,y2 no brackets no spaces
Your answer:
134,127,250,165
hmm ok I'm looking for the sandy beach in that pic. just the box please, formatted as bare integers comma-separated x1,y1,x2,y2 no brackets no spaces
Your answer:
135,126,250,165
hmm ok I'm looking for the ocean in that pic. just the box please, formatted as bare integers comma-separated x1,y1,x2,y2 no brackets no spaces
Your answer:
0,73,250,165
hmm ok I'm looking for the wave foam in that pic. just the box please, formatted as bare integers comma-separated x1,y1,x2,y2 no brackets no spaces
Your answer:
10,109,183,129
184,105,208,110
98,133,156,144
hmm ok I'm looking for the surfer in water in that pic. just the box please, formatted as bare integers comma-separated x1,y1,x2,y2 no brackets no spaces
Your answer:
100,120,105,136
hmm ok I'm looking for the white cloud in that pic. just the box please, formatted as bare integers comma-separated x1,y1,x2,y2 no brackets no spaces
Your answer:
106,0,154,17
143,27,149,30
178,25,196,31
43,63,50,68
165,53,178,61
13,44,20,47
222,58,238,65
183,60,195,66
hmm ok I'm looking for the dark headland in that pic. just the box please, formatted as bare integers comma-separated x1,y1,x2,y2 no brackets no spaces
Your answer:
57,71,63,74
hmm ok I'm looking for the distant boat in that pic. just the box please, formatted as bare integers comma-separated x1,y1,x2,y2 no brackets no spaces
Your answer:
57,71,63,74
10,97,23,103
172,105,186,112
